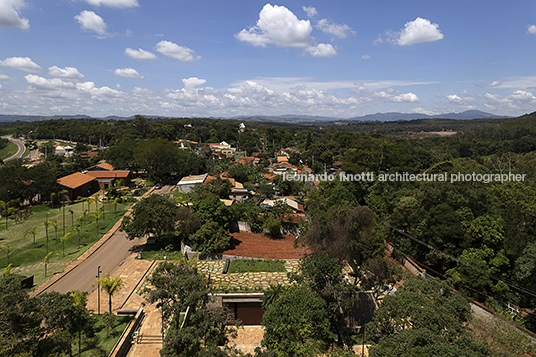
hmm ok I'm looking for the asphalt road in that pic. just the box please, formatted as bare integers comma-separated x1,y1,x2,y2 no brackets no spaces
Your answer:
38,185,175,295
2,136,25,162
40,230,143,294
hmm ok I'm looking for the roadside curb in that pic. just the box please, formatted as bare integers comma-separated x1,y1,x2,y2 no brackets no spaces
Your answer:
31,187,155,298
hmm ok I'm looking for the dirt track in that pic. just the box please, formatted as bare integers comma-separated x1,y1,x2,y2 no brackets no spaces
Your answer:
223,232,311,259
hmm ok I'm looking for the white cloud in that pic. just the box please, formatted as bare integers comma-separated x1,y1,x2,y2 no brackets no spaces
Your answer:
302,6,317,18
0,0,29,30
48,66,84,81
395,17,444,46
528,25,536,34
375,89,419,103
155,40,200,61
410,107,439,116
182,77,206,90
75,10,107,37
362,55,370,60
77,0,138,8
0,57,41,72
25,74,76,90
114,68,143,79
305,43,337,57
316,19,353,38
235,4,313,49
125,47,157,60
393,92,419,102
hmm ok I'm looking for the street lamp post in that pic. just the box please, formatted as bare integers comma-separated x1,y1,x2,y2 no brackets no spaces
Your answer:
96,265,102,314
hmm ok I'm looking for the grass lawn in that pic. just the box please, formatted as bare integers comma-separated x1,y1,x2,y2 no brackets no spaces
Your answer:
74,314,133,357
228,259,286,273
0,141,18,160
141,234,182,261
0,200,133,286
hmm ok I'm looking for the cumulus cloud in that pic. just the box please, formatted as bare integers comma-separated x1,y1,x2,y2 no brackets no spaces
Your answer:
362,55,370,60
395,17,444,46
375,89,420,103
25,74,76,90
235,4,314,48
305,43,337,57
0,57,41,72
316,19,353,38
77,0,138,8
0,0,29,29
302,6,317,18
125,47,157,60
182,77,206,90
75,10,107,37
114,68,143,79
48,66,84,80
155,40,200,61
528,25,536,34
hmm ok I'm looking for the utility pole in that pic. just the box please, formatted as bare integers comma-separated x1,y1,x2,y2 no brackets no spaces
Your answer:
96,266,102,314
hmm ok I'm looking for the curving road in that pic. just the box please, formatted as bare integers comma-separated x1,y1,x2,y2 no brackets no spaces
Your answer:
2,136,26,162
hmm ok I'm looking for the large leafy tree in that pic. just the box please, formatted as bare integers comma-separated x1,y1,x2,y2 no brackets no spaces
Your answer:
261,285,333,356
120,194,179,240
366,276,491,357
133,138,190,182
143,260,234,357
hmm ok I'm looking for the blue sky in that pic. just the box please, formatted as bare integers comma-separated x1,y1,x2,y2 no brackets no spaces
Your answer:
2,0,536,118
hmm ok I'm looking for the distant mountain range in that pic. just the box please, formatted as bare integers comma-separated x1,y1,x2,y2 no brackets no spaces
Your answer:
0,110,510,124
234,110,509,122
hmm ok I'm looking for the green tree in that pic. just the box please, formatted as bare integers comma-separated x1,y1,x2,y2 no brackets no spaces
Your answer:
120,194,179,240
24,225,37,249
60,232,71,257
73,226,82,249
96,273,123,317
44,251,53,277
90,211,102,234
0,246,10,266
188,221,231,254
366,276,491,357
261,285,333,356
50,218,58,243
144,260,235,357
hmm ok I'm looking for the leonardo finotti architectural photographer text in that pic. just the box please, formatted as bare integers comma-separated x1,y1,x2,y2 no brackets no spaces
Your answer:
283,171,527,184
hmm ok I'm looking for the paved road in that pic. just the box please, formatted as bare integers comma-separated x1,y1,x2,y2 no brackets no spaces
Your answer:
41,230,144,294
38,186,172,295
2,136,25,162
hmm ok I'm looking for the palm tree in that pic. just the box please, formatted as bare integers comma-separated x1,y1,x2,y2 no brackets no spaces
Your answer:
50,192,56,209
60,232,71,257
69,209,74,227
96,273,123,316
76,196,85,214
70,290,89,357
0,246,10,266
44,251,53,277
24,225,37,248
60,189,68,235
43,220,51,253
73,226,82,248
91,211,102,234
112,198,119,217
50,219,58,243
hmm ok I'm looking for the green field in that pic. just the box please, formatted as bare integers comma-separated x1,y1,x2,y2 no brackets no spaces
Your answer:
228,259,286,273
0,141,18,160
0,199,133,284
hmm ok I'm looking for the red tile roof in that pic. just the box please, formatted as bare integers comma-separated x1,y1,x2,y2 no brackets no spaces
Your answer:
85,170,130,179
57,172,96,189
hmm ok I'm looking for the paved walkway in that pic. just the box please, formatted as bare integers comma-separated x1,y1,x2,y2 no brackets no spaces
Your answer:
196,260,299,291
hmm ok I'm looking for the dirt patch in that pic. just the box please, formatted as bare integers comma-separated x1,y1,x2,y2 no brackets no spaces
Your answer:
223,232,311,260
